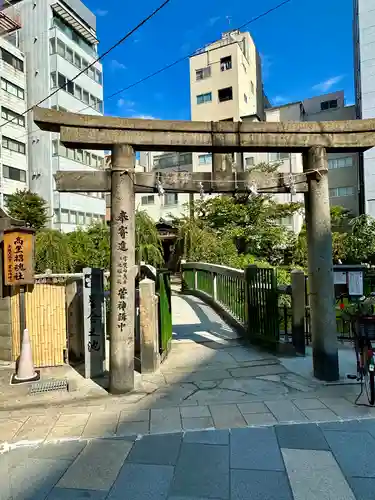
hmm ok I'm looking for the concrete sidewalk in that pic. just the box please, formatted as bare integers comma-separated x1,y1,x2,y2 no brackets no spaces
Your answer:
0,294,374,447
2,418,375,500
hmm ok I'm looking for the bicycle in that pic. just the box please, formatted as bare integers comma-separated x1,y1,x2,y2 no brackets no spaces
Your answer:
342,293,375,406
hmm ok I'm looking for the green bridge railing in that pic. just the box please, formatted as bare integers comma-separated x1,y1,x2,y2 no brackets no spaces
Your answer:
181,261,280,350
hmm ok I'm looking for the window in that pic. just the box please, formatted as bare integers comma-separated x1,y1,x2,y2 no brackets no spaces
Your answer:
60,209,69,224
82,90,89,104
141,195,155,205
218,87,233,102
50,72,57,88
91,155,98,168
57,39,65,57
85,151,91,165
74,53,81,68
74,84,82,100
66,80,74,95
328,156,354,169
66,47,74,63
198,153,212,165
70,211,77,224
329,186,355,197
1,107,25,127
281,216,293,226
1,48,24,72
2,136,25,154
86,213,92,225
95,69,102,84
54,209,60,223
82,59,89,72
321,99,338,111
197,92,212,105
88,67,95,80
52,140,58,156
251,81,254,94
1,78,24,99
196,66,211,80
244,93,248,103
164,193,178,205
49,38,56,55
3,165,26,182
76,149,83,162
269,152,289,162
245,157,254,167
58,72,66,88
78,212,85,224
220,56,232,71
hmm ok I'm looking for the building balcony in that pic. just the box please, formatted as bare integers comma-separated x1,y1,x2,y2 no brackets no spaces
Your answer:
0,6,21,36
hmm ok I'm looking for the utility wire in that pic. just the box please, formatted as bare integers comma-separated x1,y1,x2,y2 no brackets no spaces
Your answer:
9,0,292,142
102,0,292,103
0,0,172,129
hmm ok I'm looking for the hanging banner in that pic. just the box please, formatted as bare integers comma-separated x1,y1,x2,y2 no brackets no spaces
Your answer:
3,228,35,286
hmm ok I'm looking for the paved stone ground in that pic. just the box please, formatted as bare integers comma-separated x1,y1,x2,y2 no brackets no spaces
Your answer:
2,418,375,499
0,294,374,447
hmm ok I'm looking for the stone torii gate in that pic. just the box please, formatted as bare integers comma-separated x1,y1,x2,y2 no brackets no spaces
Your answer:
34,107,375,392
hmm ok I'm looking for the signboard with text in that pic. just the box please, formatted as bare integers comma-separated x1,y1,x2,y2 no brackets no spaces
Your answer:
3,228,35,286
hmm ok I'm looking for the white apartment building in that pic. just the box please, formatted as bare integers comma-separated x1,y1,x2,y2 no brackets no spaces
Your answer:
0,5,29,207
137,151,192,222
354,0,375,216
3,0,106,231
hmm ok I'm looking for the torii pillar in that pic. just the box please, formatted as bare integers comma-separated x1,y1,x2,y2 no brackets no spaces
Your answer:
304,146,339,381
109,144,136,393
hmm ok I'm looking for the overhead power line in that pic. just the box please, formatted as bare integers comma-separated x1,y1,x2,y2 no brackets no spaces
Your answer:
0,0,172,129
9,0,292,142
103,0,292,102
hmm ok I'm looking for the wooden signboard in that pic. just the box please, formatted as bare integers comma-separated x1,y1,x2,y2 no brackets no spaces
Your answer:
3,228,35,286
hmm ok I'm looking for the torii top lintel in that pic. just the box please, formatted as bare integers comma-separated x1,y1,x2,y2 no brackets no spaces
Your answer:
33,106,375,153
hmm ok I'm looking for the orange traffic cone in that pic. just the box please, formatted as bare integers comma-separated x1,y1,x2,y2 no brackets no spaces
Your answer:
11,329,40,385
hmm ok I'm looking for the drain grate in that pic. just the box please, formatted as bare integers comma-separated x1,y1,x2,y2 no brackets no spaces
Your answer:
29,379,68,395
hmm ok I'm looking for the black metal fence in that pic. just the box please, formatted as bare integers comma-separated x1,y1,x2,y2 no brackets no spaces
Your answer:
278,269,375,346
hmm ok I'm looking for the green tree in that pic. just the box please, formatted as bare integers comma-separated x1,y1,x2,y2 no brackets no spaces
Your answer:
293,205,351,266
68,223,110,272
135,210,164,266
196,195,301,265
173,215,239,264
347,215,375,264
35,229,72,273
6,189,48,230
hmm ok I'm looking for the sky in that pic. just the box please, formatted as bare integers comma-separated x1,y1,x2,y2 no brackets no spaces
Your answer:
84,0,356,120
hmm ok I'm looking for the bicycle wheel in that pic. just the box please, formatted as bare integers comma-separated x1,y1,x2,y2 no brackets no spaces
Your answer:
364,359,375,405
367,372,375,406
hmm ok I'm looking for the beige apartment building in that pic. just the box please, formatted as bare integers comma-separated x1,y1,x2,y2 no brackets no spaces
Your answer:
189,30,263,122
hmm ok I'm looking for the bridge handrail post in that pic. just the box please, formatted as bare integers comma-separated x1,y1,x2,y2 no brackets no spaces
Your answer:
291,269,306,356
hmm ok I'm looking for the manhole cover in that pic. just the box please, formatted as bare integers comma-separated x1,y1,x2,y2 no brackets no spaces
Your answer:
29,379,68,395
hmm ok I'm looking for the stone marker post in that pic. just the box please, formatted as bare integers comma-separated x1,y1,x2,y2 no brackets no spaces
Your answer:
304,146,339,381
83,267,105,378
109,144,136,394
139,278,160,373
291,269,306,356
